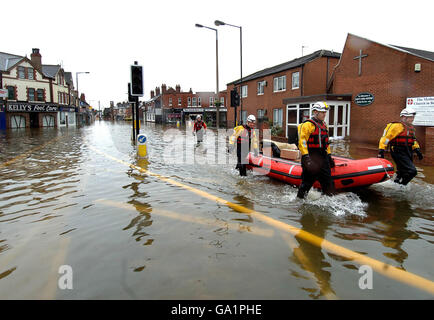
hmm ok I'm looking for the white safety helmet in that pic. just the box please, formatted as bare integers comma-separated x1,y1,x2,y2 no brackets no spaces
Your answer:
247,114,256,123
312,101,329,112
400,108,416,117
196,115,202,120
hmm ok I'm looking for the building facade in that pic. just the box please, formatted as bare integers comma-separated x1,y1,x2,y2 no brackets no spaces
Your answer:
0,48,88,130
330,33,434,164
144,84,227,127
226,50,341,133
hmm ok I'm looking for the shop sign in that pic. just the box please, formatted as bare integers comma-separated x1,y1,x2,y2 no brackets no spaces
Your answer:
407,96,434,126
0,88,7,98
354,92,374,106
7,103,59,112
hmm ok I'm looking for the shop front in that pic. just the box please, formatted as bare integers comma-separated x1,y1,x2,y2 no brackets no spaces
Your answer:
58,106,77,127
182,107,227,127
5,102,59,129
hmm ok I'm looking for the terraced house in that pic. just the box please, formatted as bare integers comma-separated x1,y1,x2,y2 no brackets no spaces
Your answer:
0,48,81,129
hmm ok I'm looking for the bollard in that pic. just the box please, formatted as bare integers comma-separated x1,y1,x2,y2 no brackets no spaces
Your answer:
137,134,147,158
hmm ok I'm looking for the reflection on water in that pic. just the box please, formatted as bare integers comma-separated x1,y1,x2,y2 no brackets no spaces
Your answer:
0,122,433,299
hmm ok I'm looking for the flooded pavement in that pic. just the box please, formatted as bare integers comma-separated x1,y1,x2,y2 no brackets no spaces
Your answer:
0,121,433,299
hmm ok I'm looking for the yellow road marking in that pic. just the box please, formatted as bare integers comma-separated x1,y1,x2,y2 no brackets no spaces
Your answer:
0,135,63,168
89,146,434,296
96,199,274,238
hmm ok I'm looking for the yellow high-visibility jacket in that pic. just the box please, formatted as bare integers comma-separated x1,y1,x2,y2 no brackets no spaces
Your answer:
297,121,331,156
229,125,259,150
378,122,420,151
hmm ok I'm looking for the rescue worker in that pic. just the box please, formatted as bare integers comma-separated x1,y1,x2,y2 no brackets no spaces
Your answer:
378,107,423,185
228,114,259,176
193,115,207,147
297,102,335,199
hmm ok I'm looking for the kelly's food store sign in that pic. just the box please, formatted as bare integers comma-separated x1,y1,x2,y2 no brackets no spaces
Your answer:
7,104,59,112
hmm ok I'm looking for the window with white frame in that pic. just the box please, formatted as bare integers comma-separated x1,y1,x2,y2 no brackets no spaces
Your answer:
178,98,182,106
198,97,201,106
257,81,265,95
188,97,191,106
257,109,265,119
292,72,299,89
220,97,224,106
273,108,283,127
241,85,248,98
192,97,197,106
169,98,172,106
273,76,286,92
209,97,214,106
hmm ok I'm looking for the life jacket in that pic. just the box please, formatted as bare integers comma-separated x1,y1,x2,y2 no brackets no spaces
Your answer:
389,122,416,148
237,125,252,146
304,118,329,151
195,121,204,131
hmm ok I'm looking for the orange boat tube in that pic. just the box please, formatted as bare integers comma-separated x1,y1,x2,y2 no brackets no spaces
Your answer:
248,153,395,190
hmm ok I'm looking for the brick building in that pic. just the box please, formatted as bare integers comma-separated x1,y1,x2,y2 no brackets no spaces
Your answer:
330,33,434,164
144,84,227,126
226,50,341,136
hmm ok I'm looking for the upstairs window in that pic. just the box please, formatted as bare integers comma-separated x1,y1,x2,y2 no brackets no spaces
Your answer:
188,97,191,106
7,86,16,100
241,85,248,98
192,97,197,106
292,72,299,89
28,88,35,101
198,97,201,106
18,66,26,79
273,76,286,92
209,97,214,106
169,98,172,106
178,98,182,106
257,81,265,95
28,68,34,80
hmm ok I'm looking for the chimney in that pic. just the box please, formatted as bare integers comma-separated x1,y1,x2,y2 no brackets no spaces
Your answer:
162,84,167,94
176,84,180,93
155,87,160,96
150,90,154,98
31,48,42,71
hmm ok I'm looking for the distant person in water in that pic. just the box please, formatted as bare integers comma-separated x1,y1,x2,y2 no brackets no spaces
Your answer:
193,115,207,147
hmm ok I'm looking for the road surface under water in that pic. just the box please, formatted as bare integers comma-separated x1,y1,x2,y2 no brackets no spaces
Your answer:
0,121,433,299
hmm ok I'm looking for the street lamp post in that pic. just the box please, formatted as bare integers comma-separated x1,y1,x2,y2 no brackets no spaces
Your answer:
215,20,242,126
195,23,220,129
76,72,90,94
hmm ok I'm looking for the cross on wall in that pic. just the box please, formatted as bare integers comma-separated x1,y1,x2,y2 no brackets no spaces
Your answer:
353,49,368,76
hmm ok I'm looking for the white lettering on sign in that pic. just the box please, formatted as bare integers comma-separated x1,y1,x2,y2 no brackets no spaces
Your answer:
407,96,434,126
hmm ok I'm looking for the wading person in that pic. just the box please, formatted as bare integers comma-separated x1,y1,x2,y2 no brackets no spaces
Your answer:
228,114,259,176
296,102,335,199
193,115,207,147
378,107,423,185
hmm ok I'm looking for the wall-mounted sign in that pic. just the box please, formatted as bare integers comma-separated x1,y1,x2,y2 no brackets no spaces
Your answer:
0,88,7,98
407,96,434,126
354,92,375,106
7,103,59,112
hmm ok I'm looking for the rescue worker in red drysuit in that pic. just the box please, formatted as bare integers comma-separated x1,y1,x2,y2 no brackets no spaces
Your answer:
193,115,207,147
378,107,423,185
296,101,335,199
228,115,259,176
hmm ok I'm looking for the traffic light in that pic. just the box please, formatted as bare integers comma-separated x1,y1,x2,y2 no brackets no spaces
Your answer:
230,88,240,107
130,64,143,96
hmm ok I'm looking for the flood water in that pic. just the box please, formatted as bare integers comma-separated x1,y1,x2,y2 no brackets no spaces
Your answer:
0,121,433,299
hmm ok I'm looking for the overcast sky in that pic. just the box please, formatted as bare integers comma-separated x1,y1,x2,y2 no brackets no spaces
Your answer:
5,0,433,109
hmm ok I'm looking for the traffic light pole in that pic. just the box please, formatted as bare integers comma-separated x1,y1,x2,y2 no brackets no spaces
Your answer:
135,96,140,137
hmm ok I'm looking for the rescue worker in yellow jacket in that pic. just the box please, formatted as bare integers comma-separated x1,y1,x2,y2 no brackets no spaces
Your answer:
378,107,423,185
228,115,259,176
297,102,335,199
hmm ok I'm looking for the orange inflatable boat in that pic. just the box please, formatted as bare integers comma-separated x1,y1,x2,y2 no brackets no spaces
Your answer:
247,153,395,190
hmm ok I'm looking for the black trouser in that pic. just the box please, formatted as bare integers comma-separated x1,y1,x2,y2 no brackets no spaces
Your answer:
236,143,249,176
297,151,335,199
391,146,417,185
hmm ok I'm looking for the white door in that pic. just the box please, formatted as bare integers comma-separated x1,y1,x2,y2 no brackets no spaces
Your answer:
328,102,350,140
10,115,26,128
